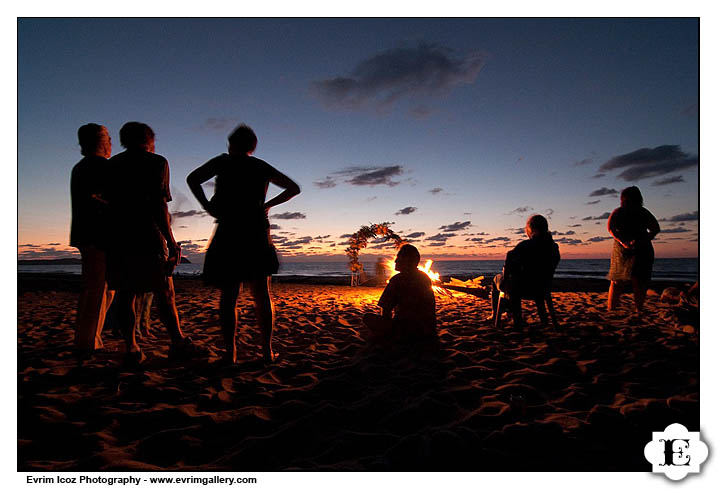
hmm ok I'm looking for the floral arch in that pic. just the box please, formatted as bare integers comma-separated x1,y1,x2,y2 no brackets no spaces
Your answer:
345,223,406,286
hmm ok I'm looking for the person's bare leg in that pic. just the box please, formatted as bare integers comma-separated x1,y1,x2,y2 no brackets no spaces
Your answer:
632,277,648,316
607,281,622,311
219,284,240,363
153,277,184,345
115,290,139,353
248,277,275,361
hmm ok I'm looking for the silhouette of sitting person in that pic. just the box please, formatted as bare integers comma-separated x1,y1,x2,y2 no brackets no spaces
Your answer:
187,124,300,364
489,214,560,329
363,244,437,342
70,123,114,356
105,122,204,364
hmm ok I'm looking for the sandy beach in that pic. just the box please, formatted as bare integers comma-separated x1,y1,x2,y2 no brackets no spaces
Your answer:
18,274,698,471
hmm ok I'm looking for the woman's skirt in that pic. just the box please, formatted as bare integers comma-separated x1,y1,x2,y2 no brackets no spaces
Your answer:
202,220,279,288
607,239,654,282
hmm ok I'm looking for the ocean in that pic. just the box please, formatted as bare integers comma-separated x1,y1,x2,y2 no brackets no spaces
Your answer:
18,258,699,283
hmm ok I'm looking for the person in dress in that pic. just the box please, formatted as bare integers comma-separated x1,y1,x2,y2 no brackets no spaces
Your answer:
606,186,660,322
187,124,300,364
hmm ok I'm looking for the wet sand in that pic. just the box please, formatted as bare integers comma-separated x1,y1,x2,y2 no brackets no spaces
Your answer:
18,274,698,471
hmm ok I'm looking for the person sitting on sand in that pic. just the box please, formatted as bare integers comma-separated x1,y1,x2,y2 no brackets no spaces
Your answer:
105,122,205,365
488,214,560,329
607,186,660,323
70,123,114,356
187,124,300,364
362,244,437,342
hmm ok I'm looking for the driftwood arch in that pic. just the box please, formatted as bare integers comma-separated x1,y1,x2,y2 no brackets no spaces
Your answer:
345,223,406,286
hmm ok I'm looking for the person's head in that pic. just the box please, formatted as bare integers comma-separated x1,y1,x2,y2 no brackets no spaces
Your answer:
119,122,155,152
228,124,257,156
620,186,643,208
78,123,111,158
395,244,421,272
525,214,550,238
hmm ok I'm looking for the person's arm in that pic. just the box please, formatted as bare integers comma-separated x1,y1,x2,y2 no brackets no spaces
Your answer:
186,159,220,218
645,209,660,240
155,159,180,268
263,165,301,213
607,209,630,249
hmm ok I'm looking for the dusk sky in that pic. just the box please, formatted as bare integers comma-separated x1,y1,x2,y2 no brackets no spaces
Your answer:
17,17,699,264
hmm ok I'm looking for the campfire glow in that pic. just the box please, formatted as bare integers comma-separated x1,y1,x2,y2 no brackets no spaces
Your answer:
382,258,449,295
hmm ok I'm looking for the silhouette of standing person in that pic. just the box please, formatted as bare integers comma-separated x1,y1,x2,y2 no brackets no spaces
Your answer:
70,123,114,356
106,122,204,364
187,124,300,364
607,186,660,322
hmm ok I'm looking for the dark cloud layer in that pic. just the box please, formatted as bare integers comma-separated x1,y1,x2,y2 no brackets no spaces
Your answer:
599,145,698,181
395,206,417,215
661,211,698,222
582,212,611,221
589,187,618,197
652,175,686,186
317,166,404,188
426,233,456,243
312,42,486,112
439,221,471,232
171,209,207,219
507,206,533,215
270,212,307,220
406,232,425,239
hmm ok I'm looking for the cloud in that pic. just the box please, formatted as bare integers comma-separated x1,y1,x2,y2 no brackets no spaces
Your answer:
592,173,606,179
428,187,444,195
582,212,611,221
507,206,533,215
586,236,611,242
589,187,618,197
585,200,601,205
652,175,685,186
660,227,691,234
270,212,307,220
269,224,281,230
439,221,471,232
599,145,698,181
661,211,698,222
171,209,208,219
552,230,576,236
282,236,313,247
311,42,487,112
395,206,418,215
554,238,583,245
567,224,582,228
318,165,405,188
545,209,554,217
484,236,511,243
573,157,594,166
406,232,425,239
426,233,456,243
313,177,338,189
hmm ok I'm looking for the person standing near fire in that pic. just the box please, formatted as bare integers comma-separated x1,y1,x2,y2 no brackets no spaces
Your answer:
187,124,300,364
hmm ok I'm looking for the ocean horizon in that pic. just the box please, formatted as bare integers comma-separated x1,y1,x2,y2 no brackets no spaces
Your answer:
18,257,699,283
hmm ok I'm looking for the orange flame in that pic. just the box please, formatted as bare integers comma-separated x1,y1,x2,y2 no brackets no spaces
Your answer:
381,258,449,295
